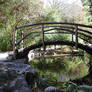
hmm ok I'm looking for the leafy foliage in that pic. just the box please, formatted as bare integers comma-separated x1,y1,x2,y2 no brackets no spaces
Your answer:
0,0,43,51
0,0,91,51
82,0,92,24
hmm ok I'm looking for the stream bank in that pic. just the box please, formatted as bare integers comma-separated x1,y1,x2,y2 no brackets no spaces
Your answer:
0,51,92,92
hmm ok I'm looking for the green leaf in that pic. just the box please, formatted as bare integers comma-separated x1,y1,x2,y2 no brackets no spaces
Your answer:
0,1,5,5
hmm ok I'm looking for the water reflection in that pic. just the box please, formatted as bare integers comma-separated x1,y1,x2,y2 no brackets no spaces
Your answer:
30,55,89,88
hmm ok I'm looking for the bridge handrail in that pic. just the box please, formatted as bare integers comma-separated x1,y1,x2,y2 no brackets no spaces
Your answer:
13,22,92,56
15,24,92,36
15,27,92,46
16,22,92,29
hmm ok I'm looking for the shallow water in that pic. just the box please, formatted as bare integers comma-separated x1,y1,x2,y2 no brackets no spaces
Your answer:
30,53,89,90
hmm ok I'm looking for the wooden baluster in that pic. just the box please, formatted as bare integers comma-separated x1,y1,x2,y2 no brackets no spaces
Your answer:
72,28,74,43
20,31,24,48
75,25,78,50
42,24,45,51
13,27,17,52
71,26,74,58
13,26,17,59
72,22,74,43
72,34,73,42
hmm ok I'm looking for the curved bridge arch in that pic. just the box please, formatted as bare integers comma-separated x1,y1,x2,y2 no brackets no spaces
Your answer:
16,40,92,59
13,22,92,59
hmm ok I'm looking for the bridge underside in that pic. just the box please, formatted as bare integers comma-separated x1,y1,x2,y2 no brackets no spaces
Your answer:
16,40,92,59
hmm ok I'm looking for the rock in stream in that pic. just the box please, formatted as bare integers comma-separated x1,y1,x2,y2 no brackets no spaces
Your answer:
0,60,38,92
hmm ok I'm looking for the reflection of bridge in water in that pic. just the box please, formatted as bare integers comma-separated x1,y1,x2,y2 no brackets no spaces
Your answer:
28,49,79,61
13,22,92,59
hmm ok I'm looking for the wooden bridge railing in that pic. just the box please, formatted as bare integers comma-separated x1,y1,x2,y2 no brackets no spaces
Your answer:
13,22,92,55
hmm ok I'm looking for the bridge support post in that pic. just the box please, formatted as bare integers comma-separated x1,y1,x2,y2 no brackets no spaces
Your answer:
13,27,17,59
75,25,78,50
42,24,45,51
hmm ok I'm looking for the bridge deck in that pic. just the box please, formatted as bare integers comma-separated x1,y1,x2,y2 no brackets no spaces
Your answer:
15,40,92,59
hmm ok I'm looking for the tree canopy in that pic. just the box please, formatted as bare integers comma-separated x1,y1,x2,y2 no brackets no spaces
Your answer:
0,0,91,51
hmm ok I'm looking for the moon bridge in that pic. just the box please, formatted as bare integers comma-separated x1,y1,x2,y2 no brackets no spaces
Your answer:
13,22,92,59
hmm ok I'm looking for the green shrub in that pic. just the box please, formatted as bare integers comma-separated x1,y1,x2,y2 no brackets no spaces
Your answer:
0,27,13,51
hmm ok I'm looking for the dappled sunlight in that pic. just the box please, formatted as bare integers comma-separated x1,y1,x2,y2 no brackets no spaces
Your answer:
0,52,9,59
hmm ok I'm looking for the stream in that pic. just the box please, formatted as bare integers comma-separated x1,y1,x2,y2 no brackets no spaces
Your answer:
29,49,90,92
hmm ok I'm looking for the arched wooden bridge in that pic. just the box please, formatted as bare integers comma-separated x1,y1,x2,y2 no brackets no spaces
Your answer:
13,22,92,59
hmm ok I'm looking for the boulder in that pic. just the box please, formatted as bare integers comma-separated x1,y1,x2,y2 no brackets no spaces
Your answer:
78,85,92,92
45,86,57,92
7,75,31,92
45,86,64,92
0,61,38,92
